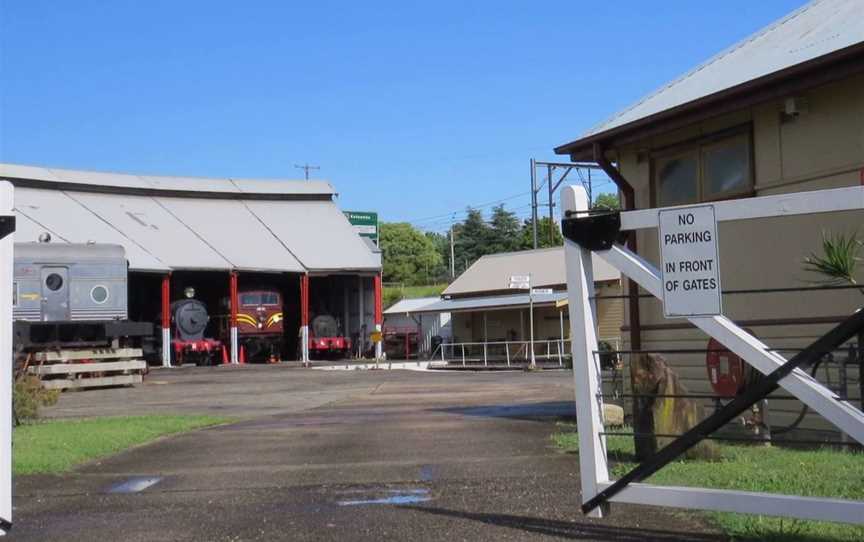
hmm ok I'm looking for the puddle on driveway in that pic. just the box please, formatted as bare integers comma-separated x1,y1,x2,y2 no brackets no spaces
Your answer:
419,465,436,482
106,476,162,494
337,488,431,506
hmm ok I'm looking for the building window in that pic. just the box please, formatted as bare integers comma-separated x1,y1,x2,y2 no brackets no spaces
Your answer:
653,132,752,206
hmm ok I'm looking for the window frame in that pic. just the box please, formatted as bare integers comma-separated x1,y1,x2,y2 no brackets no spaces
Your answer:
650,124,754,208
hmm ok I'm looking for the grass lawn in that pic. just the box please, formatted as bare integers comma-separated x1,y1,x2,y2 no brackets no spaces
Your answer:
14,415,232,475
554,425,864,541
383,283,448,308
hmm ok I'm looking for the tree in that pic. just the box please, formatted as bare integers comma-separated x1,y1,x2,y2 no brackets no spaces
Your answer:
518,217,563,249
593,192,621,210
487,204,521,254
379,222,443,286
455,207,491,269
424,231,450,282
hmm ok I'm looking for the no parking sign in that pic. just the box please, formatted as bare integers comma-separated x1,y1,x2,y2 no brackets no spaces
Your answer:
658,205,722,318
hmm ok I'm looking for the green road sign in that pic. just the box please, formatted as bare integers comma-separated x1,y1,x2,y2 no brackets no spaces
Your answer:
344,211,378,245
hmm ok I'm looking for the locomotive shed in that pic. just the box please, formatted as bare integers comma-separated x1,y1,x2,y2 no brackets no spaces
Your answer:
2,163,382,366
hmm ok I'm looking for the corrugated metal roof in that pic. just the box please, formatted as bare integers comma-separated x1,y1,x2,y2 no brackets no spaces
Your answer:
4,165,379,273
413,292,569,314
559,0,864,149
244,200,380,272
13,187,169,271
154,197,305,272
68,191,233,270
0,163,335,197
443,247,619,297
384,296,442,315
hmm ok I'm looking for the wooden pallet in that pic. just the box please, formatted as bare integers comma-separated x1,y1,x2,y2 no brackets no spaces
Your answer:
27,348,147,390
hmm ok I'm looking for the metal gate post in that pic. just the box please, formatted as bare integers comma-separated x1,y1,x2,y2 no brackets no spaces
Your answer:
505,342,510,367
0,182,15,534
561,185,608,517
461,344,465,366
483,343,487,366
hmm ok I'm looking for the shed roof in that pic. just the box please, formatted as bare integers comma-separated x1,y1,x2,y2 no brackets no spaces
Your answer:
412,292,568,314
0,163,335,198
3,163,379,273
384,296,442,315
442,247,618,297
555,0,864,157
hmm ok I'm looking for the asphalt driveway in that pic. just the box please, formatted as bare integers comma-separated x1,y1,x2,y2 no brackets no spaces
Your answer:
11,367,721,541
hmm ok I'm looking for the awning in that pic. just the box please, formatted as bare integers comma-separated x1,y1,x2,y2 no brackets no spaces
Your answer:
411,292,568,314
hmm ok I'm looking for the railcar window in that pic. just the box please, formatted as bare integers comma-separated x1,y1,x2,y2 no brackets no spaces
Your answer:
240,293,260,305
262,293,279,305
91,285,110,304
45,273,64,291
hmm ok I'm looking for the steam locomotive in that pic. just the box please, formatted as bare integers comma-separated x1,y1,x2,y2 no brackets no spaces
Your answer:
167,290,222,366
309,314,351,359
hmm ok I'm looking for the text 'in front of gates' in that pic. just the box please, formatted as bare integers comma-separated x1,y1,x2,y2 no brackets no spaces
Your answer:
658,204,722,318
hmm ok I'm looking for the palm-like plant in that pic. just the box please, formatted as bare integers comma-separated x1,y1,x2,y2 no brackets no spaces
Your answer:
803,232,862,292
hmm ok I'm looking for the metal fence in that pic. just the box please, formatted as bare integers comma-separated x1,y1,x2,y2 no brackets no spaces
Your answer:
430,337,620,368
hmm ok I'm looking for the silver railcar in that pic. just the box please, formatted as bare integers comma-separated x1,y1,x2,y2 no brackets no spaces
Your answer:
12,242,151,350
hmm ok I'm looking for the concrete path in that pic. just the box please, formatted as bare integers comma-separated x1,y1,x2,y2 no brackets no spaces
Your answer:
11,367,721,541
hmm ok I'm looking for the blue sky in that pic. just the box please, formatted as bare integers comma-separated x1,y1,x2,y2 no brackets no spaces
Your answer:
1,0,806,230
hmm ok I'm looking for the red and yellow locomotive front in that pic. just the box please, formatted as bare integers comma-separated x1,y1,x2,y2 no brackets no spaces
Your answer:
227,289,284,362
235,290,283,337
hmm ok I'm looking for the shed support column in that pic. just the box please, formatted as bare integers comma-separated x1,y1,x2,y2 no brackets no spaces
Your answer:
161,274,172,368
230,271,239,365
374,274,383,360
301,274,310,365
358,276,365,357
343,279,350,342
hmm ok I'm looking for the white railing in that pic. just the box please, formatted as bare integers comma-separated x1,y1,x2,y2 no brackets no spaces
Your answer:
430,337,620,367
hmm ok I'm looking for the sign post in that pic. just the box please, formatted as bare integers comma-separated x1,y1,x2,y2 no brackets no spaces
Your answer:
658,205,722,318
509,275,536,367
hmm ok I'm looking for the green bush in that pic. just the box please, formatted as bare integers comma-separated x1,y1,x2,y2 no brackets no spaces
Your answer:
13,375,59,425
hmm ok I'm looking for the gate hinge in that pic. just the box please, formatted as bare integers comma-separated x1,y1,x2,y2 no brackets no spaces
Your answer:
561,211,624,251
0,215,15,241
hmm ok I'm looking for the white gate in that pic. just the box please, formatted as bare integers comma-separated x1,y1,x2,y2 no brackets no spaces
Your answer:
0,181,14,535
562,183,864,524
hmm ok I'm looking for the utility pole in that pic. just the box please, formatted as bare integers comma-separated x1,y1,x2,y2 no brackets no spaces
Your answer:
530,158,538,249
547,164,555,245
294,163,320,180
449,223,456,279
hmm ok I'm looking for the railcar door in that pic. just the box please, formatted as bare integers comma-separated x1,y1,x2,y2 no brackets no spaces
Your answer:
40,266,70,321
